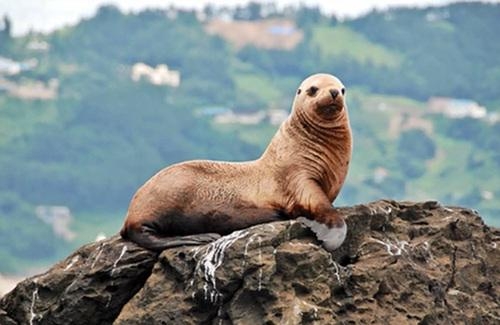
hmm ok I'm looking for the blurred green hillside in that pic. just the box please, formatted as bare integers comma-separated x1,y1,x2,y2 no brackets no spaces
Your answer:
0,2,499,274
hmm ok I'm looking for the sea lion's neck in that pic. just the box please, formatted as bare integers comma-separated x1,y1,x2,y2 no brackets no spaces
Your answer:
261,110,352,163
259,109,352,199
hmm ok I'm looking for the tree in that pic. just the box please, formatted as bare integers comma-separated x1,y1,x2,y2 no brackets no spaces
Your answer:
398,129,436,161
0,15,12,52
396,129,436,179
2,15,11,38
295,6,322,28
247,2,263,20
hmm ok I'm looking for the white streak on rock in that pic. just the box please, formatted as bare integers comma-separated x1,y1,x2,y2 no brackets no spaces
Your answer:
448,289,465,296
29,286,39,325
332,261,341,283
203,283,209,301
105,295,112,308
265,223,276,231
257,236,263,291
217,306,223,325
242,234,258,267
370,238,408,256
288,241,318,248
421,241,434,260
64,256,79,271
111,245,127,275
192,229,249,303
91,243,106,269
380,206,392,214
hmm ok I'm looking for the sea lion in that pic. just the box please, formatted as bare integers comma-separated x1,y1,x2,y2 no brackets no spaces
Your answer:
120,73,352,252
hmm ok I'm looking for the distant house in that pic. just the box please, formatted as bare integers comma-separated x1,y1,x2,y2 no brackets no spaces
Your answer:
0,77,58,100
26,39,50,52
372,167,389,184
214,110,267,125
35,205,76,241
131,63,181,87
428,97,487,119
0,56,37,76
425,9,450,22
268,25,296,36
196,106,231,117
481,190,494,201
201,108,288,125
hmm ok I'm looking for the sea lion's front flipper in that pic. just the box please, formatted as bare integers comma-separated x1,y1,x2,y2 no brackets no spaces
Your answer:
298,214,346,251
292,179,347,251
123,224,221,252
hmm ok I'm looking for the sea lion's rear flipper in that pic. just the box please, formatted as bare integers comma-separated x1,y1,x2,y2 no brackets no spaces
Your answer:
122,225,221,252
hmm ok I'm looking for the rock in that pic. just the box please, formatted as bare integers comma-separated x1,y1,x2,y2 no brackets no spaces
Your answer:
1,200,499,324
0,235,157,325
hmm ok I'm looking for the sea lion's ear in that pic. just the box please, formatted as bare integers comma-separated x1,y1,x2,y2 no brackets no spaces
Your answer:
297,88,302,95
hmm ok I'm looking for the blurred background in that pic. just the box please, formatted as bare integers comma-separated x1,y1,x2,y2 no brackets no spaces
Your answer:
0,0,499,290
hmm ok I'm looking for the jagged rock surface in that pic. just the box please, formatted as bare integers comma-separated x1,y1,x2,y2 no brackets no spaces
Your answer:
0,235,157,325
1,200,499,324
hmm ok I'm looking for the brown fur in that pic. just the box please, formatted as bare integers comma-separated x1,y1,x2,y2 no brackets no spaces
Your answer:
120,73,352,251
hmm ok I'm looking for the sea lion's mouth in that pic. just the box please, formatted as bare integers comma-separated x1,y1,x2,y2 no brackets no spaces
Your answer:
318,104,343,117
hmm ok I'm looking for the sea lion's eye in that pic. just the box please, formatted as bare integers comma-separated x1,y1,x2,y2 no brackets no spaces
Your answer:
307,86,319,96
297,88,302,95
341,87,346,95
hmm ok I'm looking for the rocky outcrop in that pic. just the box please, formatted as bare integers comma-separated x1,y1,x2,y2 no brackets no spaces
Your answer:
1,200,499,324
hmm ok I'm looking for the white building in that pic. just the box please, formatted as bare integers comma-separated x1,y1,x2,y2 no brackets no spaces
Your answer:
131,63,180,87
0,56,37,76
35,205,76,241
428,97,487,119
214,110,267,125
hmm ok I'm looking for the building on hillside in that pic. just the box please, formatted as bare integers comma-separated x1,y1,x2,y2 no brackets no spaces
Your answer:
35,205,76,241
0,56,38,76
0,78,58,100
268,25,295,36
425,9,450,22
131,63,181,87
196,106,231,117
214,110,267,125
372,167,389,184
27,39,50,52
204,108,289,125
196,106,288,126
428,97,487,119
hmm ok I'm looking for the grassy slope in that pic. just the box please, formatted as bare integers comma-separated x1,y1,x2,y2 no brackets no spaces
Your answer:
233,73,282,104
311,25,403,68
230,58,298,108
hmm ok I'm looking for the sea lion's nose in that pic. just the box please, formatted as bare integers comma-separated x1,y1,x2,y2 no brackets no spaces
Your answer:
329,89,339,99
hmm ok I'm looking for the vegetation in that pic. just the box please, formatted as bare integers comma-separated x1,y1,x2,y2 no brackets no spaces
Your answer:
0,2,499,274
311,25,403,68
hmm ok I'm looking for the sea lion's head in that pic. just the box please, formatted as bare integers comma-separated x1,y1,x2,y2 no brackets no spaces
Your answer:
293,73,346,121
